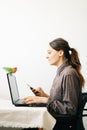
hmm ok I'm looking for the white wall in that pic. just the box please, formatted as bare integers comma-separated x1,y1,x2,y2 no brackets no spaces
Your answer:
0,0,87,128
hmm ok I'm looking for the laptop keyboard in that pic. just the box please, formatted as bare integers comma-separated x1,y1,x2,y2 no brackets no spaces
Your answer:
15,99,24,104
14,99,47,107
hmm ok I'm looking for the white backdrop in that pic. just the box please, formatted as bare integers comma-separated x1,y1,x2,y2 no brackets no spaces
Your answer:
0,0,87,99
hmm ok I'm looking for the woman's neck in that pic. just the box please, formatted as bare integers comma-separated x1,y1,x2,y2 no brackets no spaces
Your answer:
56,58,67,67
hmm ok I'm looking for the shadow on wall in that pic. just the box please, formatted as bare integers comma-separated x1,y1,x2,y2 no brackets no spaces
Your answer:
0,128,21,130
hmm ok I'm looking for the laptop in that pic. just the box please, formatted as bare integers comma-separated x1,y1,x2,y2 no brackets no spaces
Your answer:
7,73,47,107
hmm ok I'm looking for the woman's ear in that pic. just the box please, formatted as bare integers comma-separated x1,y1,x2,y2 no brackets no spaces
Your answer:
59,50,64,56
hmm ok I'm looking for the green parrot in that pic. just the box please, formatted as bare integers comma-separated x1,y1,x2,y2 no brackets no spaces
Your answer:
3,67,17,73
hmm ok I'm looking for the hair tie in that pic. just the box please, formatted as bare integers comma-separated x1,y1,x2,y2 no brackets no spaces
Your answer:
69,48,72,54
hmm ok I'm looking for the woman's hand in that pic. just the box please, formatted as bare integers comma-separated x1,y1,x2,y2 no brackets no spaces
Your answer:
24,96,48,104
32,87,49,97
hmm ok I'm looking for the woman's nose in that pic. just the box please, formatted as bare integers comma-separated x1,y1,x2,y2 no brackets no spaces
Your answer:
45,54,49,59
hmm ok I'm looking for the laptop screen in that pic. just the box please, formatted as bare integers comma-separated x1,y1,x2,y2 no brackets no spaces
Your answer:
7,73,19,103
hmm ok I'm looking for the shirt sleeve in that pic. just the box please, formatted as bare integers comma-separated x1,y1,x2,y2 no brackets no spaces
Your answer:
47,74,80,119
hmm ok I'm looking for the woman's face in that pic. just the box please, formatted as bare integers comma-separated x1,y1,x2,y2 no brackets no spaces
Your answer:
46,45,61,66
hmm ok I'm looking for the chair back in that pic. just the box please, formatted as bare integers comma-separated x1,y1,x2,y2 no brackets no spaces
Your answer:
77,93,87,115
76,93,87,130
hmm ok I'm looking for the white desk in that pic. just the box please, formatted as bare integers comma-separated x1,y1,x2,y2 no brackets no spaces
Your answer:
0,99,56,130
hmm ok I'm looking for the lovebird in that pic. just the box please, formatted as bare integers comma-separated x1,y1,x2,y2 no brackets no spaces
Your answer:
3,67,17,73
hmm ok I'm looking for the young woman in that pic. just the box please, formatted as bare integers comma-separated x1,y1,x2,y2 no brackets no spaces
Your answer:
24,38,85,126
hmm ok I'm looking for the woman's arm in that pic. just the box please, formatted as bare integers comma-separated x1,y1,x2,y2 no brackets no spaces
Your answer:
47,74,80,118
24,96,48,104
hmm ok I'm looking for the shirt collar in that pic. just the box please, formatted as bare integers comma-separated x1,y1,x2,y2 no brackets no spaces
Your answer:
56,60,69,75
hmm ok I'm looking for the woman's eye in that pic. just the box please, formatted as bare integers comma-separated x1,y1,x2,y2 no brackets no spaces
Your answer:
48,51,51,54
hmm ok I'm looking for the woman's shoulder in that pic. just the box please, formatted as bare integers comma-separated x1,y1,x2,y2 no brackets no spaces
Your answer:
63,65,78,76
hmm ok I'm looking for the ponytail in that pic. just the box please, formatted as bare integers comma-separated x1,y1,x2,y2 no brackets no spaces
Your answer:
69,48,85,87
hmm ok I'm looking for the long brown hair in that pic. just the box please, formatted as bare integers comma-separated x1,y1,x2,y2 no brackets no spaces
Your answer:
49,38,85,87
